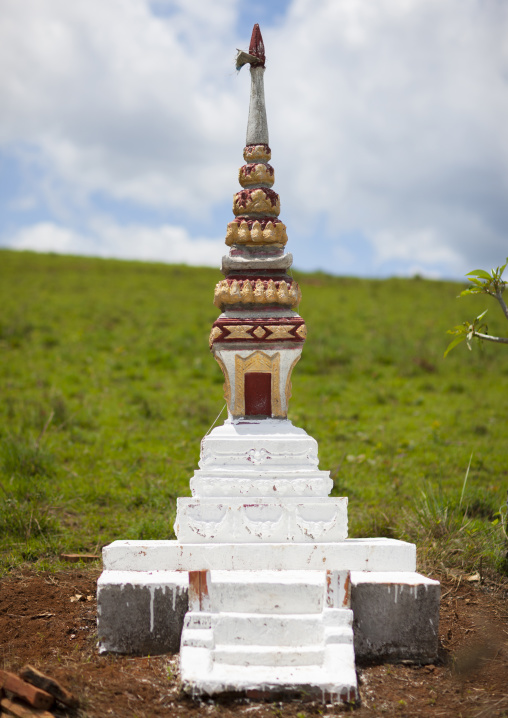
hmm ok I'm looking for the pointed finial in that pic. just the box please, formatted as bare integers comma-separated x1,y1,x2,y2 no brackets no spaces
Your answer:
234,24,268,146
248,24,265,67
235,24,266,71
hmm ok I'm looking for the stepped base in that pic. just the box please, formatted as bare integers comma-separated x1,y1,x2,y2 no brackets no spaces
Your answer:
97,568,440,663
180,644,357,702
179,570,357,703
191,421,333,499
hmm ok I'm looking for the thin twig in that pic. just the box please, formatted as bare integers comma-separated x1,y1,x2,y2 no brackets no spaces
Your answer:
35,410,54,447
496,289,508,322
474,694,508,718
205,404,226,436
459,451,473,510
473,332,508,345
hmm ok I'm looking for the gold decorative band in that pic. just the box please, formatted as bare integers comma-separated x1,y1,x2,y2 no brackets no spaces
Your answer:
225,220,287,246
214,278,301,310
239,163,274,188
243,144,271,163
233,188,280,217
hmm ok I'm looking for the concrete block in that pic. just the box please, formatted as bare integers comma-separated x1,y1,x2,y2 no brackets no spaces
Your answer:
175,496,348,543
96,568,440,664
351,572,440,663
209,569,325,614
102,537,417,572
97,571,188,655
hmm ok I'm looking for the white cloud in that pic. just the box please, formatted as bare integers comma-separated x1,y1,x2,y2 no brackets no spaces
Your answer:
370,227,461,273
7,220,224,267
0,0,507,277
265,0,508,275
0,0,243,214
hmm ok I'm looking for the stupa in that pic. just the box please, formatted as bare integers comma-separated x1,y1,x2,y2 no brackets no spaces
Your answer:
97,25,440,704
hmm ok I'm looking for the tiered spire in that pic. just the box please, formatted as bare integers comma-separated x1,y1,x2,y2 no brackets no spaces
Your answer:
210,25,306,420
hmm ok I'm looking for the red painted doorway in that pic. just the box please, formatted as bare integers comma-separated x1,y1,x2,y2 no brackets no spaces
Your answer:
244,372,271,416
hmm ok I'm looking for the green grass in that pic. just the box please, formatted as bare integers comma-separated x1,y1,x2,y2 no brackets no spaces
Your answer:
1,249,507,577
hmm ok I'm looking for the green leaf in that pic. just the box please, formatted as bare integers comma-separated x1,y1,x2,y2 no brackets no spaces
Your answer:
459,286,481,297
444,334,466,357
466,269,492,280
475,309,488,322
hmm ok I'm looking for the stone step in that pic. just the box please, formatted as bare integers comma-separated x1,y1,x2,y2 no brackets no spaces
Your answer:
184,613,211,629
211,613,324,647
213,644,325,667
208,570,325,614
181,642,358,702
181,628,214,649
324,626,354,645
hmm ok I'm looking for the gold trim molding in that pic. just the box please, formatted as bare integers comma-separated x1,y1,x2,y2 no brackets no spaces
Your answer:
234,351,282,417
213,354,231,409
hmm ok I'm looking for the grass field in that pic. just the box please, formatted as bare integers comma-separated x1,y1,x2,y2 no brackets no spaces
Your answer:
1,249,507,577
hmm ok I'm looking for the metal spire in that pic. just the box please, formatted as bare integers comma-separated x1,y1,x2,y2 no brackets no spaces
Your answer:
236,24,269,147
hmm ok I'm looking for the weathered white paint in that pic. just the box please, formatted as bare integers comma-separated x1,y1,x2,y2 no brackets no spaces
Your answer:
180,570,357,700
222,253,293,274
222,308,297,319
208,570,324,614
102,538,416,572
198,421,321,469
175,497,347,543
350,571,439,586
212,351,303,418
97,569,189,588
190,474,333,497
190,420,334,502
246,66,269,146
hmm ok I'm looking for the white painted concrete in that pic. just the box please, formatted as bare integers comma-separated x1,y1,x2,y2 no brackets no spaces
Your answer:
246,66,269,146
212,645,326,667
181,616,357,700
351,571,439,586
102,538,417,572
212,352,303,417
208,570,324,614
190,474,333,497
222,253,293,274
179,569,357,698
199,421,321,469
175,497,347,543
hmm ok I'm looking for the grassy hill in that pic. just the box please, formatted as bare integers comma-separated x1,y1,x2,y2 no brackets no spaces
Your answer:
1,249,507,577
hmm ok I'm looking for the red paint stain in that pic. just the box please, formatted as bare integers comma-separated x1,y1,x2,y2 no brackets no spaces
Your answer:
249,24,265,67
234,188,279,208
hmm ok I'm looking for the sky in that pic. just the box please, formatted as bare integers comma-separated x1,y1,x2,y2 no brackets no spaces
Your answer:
0,0,507,279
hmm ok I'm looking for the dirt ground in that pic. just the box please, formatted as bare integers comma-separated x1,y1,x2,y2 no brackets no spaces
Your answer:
1,567,507,718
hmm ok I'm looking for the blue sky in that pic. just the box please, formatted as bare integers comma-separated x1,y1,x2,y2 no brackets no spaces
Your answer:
1,0,507,279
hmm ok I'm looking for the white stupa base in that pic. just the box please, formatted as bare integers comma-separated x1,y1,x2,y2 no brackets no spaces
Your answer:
180,643,357,702
97,413,440,701
175,496,348,543
191,420,333,498
102,538,416,572
179,569,357,702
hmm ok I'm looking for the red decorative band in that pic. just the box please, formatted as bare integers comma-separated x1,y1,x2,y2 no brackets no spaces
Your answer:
209,317,307,346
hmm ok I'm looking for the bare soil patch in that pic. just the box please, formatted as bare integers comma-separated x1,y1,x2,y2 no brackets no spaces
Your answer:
1,568,507,717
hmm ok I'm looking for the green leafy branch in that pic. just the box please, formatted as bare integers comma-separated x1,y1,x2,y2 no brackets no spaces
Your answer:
445,259,508,357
